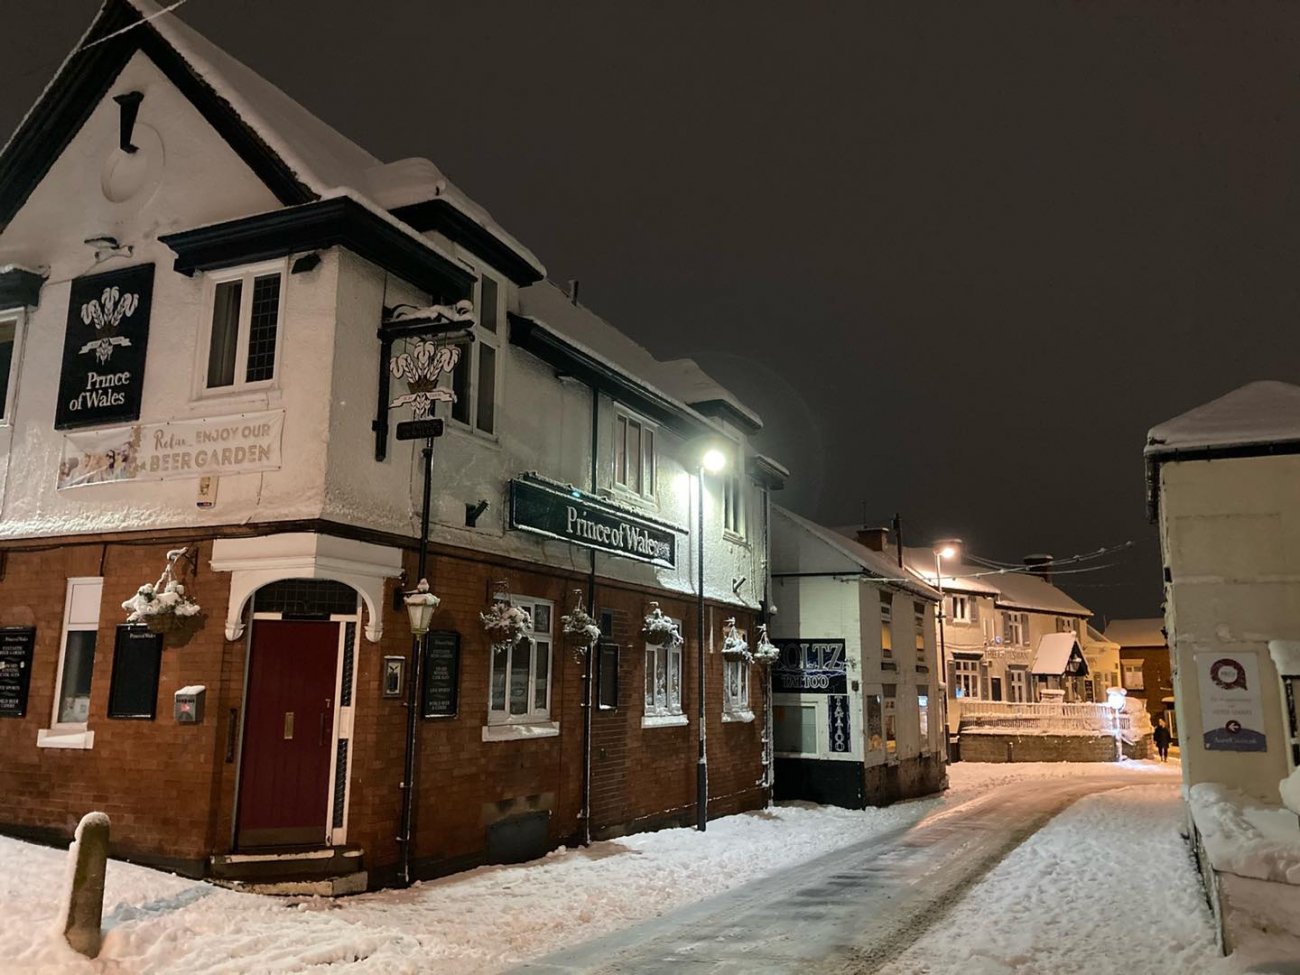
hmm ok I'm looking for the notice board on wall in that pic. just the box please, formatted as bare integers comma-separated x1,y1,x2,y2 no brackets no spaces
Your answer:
0,627,36,718
422,630,460,718
108,625,163,720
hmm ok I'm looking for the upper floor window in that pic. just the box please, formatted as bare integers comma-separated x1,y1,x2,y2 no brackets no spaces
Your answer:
450,272,502,435
880,592,893,656
0,313,21,422
488,596,552,724
1057,616,1077,636
203,263,283,392
614,410,656,498
1003,611,1026,646
950,594,970,623
913,601,927,655
723,471,745,538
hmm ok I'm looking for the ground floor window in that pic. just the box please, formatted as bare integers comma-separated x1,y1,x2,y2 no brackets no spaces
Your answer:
774,703,817,754
53,577,104,727
1008,668,1029,703
884,684,897,755
489,597,553,723
723,657,750,716
918,693,929,745
953,658,981,699
645,634,683,716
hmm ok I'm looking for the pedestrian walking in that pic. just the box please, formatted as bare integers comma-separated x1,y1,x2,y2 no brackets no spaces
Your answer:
1154,717,1172,762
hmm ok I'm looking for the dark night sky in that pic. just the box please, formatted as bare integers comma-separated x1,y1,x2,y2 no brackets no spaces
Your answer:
5,1,1300,622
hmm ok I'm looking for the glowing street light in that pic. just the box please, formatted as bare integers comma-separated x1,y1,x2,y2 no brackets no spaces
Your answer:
696,444,727,832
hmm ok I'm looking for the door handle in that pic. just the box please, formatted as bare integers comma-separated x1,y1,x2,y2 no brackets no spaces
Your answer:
319,710,327,746
283,712,294,739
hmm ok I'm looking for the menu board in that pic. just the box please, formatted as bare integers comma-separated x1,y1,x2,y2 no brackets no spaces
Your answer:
422,630,460,718
107,625,163,720
0,627,35,718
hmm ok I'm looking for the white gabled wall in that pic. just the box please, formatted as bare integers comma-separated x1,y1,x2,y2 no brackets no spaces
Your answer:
0,51,336,538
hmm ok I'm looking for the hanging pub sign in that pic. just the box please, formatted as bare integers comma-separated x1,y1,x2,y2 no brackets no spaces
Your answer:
509,475,678,568
0,626,36,718
770,638,848,694
55,264,155,430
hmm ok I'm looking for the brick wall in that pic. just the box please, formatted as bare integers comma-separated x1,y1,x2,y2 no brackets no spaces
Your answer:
959,732,1154,763
0,533,769,885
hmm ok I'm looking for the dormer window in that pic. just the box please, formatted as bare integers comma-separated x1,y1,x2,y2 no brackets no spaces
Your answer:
202,261,283,392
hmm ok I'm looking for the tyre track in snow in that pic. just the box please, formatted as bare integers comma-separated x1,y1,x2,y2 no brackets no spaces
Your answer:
514,775,1143,975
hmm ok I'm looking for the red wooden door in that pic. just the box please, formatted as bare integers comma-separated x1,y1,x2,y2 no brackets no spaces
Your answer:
237,620,340,847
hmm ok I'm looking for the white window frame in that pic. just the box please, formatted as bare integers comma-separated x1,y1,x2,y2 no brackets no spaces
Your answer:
722,467,746,540
1008,668,1030,703
486,595,554,729
194,259,287,399
612,407,657,501
953,658,981,700
643,619,685,727
880,592,894,657
883,691,898,757
1122,660,1145,691
918,692,930,749
448,267,504,438
39,577,104,750
1057,617,1077,635
0,308,26,426
913,601,927,656
950,595,971,624
722,655,752,721
1003,611,1025,647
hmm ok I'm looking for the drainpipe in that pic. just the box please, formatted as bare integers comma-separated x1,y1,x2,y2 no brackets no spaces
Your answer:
580,382,598,847
761,484,775,804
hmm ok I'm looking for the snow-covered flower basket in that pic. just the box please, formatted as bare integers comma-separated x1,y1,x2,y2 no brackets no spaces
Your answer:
481,586,533,645
642,602,682,647
122,548,202,638
721,618,751,661
752,623,780,664
561,590,602,650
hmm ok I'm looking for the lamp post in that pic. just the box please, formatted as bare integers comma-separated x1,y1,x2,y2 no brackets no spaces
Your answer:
1107,686,1127,763
932,539,961,757
697,446,727,832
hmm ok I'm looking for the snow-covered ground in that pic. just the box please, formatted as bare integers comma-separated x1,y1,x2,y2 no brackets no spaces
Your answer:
1,761,1182,974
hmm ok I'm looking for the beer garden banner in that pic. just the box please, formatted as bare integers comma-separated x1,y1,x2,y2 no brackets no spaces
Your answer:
57,410,285,489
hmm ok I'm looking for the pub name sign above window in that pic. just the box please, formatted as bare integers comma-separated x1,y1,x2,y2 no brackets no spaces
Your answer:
56,264,155,430
509,476,678,568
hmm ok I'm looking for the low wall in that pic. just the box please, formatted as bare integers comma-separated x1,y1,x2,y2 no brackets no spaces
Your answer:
960,733,1152,763
863,753,948,805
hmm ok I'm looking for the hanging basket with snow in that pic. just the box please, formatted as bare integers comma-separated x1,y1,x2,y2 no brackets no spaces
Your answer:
481,586,533,645
752,623,780,664
122,548,202,639
721,618,751,661
641,602,682,647
561,590,602,650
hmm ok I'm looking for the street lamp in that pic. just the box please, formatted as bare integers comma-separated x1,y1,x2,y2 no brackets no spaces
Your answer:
932,539,961,754
697,443,728,832
404,578,440,636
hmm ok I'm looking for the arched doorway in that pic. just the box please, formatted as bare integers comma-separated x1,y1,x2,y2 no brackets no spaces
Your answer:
235,579,360,849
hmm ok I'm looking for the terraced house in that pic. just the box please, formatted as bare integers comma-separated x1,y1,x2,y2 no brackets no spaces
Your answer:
0,0,782,892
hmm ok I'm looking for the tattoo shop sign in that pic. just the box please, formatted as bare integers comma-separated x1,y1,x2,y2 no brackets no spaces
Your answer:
509,476,678,567
770,638,848,694
57,410,284,489
1196,651,1267,752
55,264,155,430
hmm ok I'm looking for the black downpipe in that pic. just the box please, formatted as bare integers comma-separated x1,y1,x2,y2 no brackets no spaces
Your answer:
580,385,598,846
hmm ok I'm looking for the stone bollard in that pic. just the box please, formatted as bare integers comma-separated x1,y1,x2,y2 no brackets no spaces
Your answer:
62,811,110,958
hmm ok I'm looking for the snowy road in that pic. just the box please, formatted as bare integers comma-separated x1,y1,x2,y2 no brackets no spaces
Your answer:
516,774,1153,975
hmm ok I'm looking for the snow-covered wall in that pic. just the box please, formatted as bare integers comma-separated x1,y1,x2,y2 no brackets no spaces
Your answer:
0,52,334,536
1158,453,1300,803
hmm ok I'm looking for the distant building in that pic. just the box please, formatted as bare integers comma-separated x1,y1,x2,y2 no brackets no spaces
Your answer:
1105,618,1175,738
768,508,946,807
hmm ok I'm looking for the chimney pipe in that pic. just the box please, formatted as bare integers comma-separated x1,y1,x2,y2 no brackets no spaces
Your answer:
568,279,581,305
857,527,890,552
1023,554,1054,582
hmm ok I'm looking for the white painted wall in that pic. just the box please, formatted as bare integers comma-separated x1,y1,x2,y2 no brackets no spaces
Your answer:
1158,454,1300,802
0,53,768,611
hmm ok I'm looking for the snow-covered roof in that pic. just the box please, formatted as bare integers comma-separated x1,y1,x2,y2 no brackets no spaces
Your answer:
1031,632,1084,676
1105,618,1166,649
989,569,1091,617
776,508,939,600
1146,381,1300,457
656,359,764,432
124,0,544,281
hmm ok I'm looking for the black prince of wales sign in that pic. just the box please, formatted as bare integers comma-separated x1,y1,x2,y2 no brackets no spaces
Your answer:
55,264,155,430
509,477,677,567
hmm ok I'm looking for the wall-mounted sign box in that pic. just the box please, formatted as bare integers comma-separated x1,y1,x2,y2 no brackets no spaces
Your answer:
0,627,36,718
422,630,460,718
770,639,848,694
55,263,155,430
509,476,678,568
